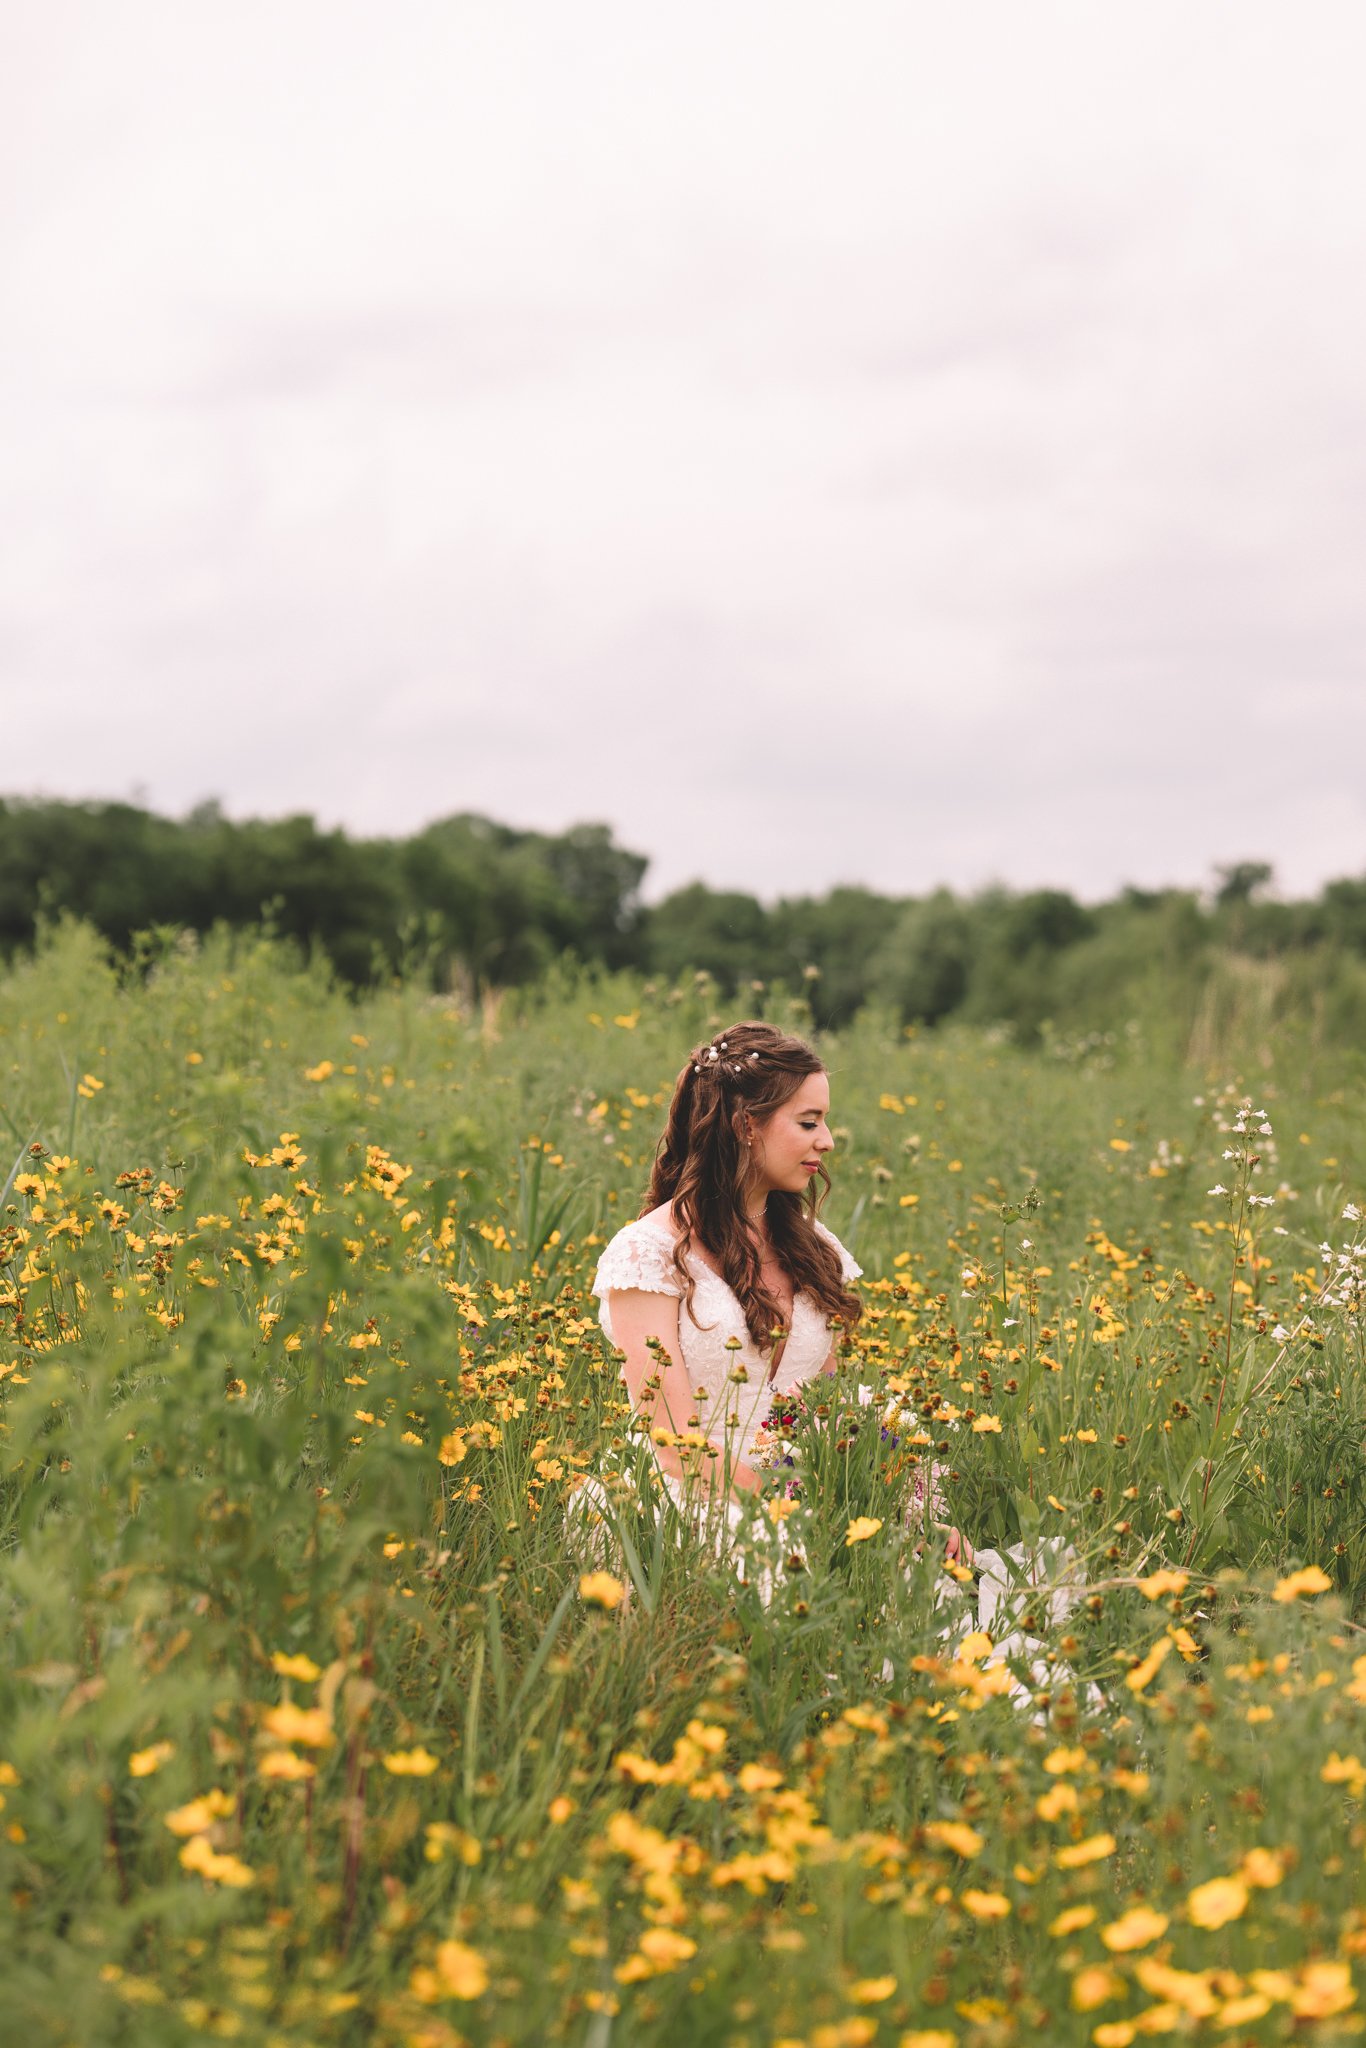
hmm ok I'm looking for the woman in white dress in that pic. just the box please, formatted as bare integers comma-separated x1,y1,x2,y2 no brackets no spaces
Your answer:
589,1018,967,1564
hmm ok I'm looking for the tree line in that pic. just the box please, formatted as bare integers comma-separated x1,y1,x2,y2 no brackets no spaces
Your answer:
4,798,1365,1043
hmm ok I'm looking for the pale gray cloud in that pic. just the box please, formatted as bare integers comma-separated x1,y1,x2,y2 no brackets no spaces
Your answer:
3,0,1365,908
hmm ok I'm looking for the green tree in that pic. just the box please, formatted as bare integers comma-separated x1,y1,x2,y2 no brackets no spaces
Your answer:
644,884,776,992
869,890,975,1025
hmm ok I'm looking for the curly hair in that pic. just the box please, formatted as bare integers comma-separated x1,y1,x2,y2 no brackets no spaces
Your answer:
641,1019,862,1361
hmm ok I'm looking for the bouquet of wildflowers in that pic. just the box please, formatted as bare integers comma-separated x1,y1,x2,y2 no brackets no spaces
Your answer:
752,1376,946,1538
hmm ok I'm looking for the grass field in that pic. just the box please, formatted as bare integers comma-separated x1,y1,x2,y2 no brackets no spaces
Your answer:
3,918,1366,2047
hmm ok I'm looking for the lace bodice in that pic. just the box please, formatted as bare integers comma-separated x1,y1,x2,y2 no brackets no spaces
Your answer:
591,1214,862,1470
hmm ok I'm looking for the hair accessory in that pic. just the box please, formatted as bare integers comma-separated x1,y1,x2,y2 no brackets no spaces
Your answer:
694,1036,762,1079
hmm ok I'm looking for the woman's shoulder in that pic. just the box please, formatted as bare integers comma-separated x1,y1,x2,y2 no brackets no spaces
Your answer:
590,1212,684,1298
811,1213,863,1282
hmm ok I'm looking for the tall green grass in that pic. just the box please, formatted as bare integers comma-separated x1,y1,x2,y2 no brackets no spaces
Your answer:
1,920,1365,2047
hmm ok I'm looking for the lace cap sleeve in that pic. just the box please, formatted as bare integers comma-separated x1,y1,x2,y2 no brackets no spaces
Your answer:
813,1216,863,1283
591,1221,685,1301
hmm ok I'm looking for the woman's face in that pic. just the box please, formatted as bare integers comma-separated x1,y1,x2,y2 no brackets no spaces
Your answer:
749,1070,834,1195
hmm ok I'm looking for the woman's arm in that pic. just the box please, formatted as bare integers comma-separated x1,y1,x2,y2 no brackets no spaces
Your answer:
607,1288,762,1502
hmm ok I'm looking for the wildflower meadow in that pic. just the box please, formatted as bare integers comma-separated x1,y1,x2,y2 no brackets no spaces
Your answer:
4,918,1366,2048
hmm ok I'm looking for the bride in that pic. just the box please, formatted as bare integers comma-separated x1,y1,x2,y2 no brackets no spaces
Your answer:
590,1018,967,1562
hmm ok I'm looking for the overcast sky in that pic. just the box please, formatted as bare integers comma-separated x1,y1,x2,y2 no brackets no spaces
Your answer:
4,2,1365,903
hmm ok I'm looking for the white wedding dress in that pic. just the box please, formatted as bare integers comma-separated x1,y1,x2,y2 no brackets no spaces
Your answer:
568,1213,860,1566
584,1217,1094,1708
591,1211,862,1479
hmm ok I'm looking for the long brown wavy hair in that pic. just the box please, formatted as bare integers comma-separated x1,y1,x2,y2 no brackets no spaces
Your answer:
641,1019,862,1358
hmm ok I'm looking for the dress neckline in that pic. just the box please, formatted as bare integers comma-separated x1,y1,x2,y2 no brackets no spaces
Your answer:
630,1214,805,1385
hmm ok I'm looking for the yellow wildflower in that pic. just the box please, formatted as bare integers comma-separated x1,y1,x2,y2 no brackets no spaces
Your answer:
1288,1960,1355,2019
1049,1905,1097,1936
258,1749,315,1781
1133,1958,1218,2018
431,1939,489,2000
1218,1993,1272,2025
163,1789,235,1837
850,1976,896,2003
1136,1568,1188,1600
270,1651,321,1682
1125,1636,1172,1693
961,1889,1011,1918
1101,1906,1169,1952
925,1820,984,1858
178,1835,255,1887
845,1516,883,1546
1056,1833,1117,1869
1238,1846,1286,1888
1071,1966,1124,2011
636,1928,697,1969
382,1747,440,1776
1271,1565,1332,1602
1036,1782,1078,1821
1186,1875,1249,1929
424,1823,481,1866
579,1571,626,1610
260,1702,334,1748
128,1742,175,1778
